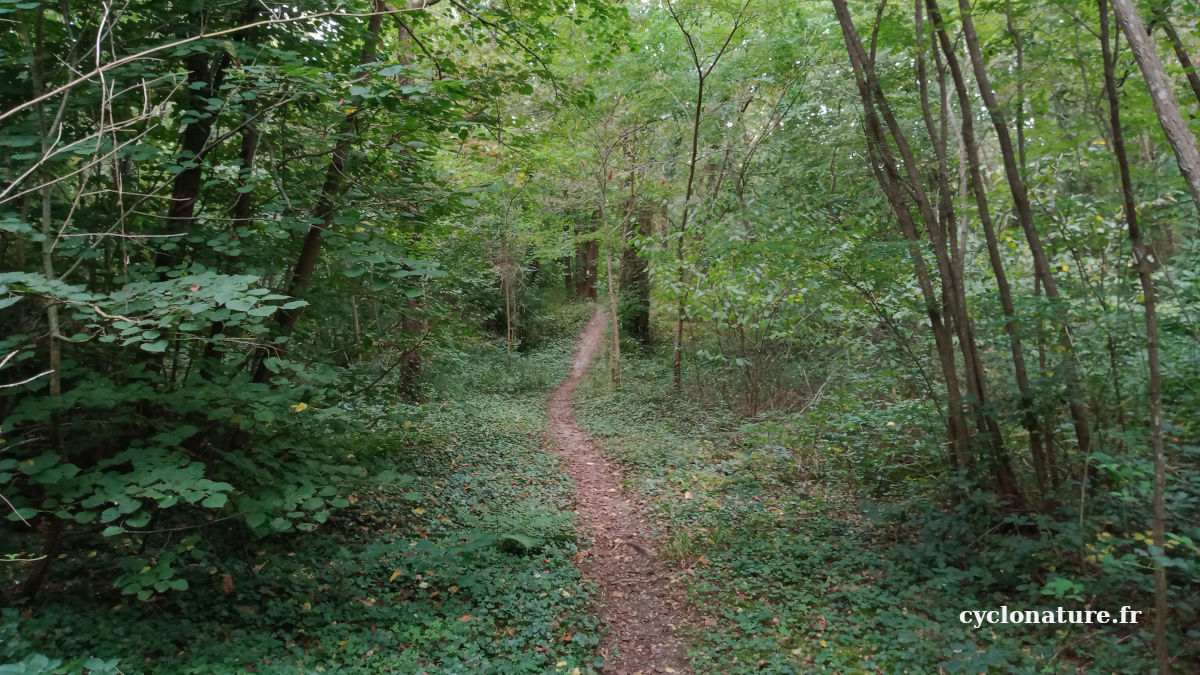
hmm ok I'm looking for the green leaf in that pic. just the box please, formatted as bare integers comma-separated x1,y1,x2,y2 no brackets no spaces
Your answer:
226,298,255,312
201,493,228,508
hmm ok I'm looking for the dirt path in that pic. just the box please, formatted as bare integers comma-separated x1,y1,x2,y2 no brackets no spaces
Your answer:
548,310,692,675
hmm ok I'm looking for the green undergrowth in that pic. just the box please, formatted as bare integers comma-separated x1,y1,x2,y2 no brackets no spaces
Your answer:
574,328,1186,673
2,304,602,674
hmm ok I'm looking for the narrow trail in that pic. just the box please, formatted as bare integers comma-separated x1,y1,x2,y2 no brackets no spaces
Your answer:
548,311,692,675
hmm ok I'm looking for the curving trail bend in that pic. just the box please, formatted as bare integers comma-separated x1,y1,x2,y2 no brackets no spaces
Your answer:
547,310,692,674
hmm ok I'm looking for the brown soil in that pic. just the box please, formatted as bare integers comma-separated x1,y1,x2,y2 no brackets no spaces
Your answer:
548,310,692,674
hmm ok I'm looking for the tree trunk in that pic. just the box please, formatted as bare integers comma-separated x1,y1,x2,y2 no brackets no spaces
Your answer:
838,0,1021,502
1152,5,1200,111
917,3,1019,498
158,2,258,271
598,162,620,387
620,209,652,344
231,104,260,237
665,2,745,389
950,0,1094,459
1098,2,1170,670
1111,0,1200,223
574,216,599,300
14,7,65,600
833,0,973,472
620,141,651,344
1005,0,1027,174
673,76,704,390
927,0,1049,494
395,16,427,399
271,3,386,342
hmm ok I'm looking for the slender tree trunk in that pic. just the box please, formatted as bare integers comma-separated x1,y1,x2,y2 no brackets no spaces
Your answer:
14,7,65,600
674,76,704,390
834,0,972,471
1152,6,1200,112
231,104,260,237
394,18,427,398
159,2,257,270
501,242,515,365
665,1,746,389
916,0,1017,496
927,0,1049,494
270,3,386,344
1111,0,1200,223
620,208,652,344
574,217,599,300
1098,3,1170,670
948,0,1094,459
1005,0,1027,174
619,137,651,344
840,0,1022,500
200,102,261,373
598,161,620,387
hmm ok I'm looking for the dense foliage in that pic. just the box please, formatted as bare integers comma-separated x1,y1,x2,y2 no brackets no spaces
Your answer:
2,0,1199,671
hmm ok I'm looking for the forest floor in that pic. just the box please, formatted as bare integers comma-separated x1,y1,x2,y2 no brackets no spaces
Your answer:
548,311,690,674
4,304,1175,673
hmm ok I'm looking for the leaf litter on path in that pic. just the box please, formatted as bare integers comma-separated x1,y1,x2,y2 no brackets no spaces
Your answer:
547,310,693,674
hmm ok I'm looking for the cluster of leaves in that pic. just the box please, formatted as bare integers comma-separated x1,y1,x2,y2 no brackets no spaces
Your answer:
2,318,603,673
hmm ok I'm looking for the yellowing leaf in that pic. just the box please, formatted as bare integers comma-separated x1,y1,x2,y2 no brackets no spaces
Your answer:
412,507,425,515
291,402,309,412
389,570,403,582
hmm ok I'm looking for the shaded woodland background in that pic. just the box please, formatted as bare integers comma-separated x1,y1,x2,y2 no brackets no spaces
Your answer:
1,0,1199,671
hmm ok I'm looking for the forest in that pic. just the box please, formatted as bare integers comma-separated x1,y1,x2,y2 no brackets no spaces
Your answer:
1,0,1198,672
